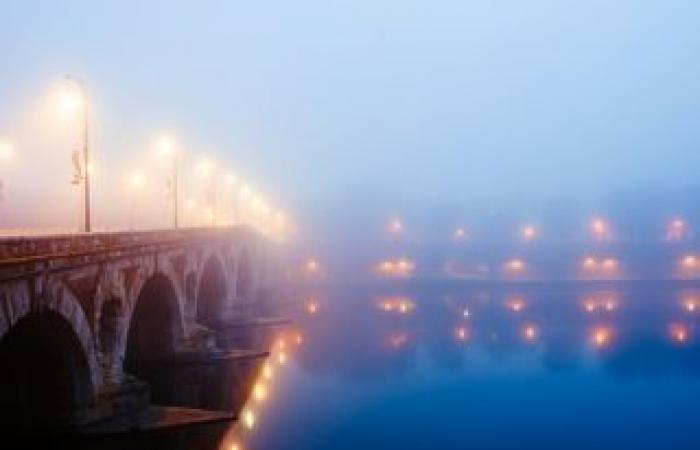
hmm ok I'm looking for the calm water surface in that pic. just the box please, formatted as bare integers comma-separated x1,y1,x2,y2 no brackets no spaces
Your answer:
221,282,700,450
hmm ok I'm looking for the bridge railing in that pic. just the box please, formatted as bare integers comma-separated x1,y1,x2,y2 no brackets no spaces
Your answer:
0,227,254,264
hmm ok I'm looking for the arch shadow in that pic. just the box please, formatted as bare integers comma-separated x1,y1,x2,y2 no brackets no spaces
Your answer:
196,255,229,328
0,311,95,430
125,273,182,372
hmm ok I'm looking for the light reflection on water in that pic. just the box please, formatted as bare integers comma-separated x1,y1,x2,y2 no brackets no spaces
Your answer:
220,282,700,450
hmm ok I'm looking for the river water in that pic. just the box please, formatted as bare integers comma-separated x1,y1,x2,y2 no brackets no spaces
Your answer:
215,281,700,450
62,281,700,450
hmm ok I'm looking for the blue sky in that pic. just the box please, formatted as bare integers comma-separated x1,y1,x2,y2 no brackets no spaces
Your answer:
1,1,700,229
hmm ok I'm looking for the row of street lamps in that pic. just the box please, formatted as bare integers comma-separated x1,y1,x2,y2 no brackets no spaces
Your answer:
0,76,288,237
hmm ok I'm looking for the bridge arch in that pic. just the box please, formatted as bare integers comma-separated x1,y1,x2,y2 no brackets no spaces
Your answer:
0,309,95,429
196,254,229,327
236,248,254,302
125,272,183,371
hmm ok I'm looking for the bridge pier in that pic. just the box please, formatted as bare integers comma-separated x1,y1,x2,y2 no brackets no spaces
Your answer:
0,227,287,432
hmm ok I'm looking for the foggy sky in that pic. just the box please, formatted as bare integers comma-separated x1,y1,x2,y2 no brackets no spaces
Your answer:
1,0,699,231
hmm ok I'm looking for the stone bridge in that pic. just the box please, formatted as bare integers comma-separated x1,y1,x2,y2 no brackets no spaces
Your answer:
0,227,286,430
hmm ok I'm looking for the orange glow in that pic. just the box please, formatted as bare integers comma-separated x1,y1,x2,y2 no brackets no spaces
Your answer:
666,219,687,242
522,225,537,242
507,297,525,312
56,82,84,116
604,299,617,311
582,295,618,313
591,327,612,348
454,326,469,342
252,382,267,402
681,255,698,269
453,227,468,242
278,351,287,365
388,218,403,235
262,363,274,380
294,333,304,346
581,257,620,276
683,298,698,312
388,331,409,349
602,258,618,270
375,258,415,278
305,300,319,315
242,408,256,429
591,218,608,239
523,324,538,342
304,259,319,273
503,259,525,273
377,297,415,315
669,323,690,344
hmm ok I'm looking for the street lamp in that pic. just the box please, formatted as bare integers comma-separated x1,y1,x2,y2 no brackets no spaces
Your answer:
58,76,91,232
156,135,179,228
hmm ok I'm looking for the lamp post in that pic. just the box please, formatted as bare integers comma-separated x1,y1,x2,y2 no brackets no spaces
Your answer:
157,136,179,228
60,76,91,232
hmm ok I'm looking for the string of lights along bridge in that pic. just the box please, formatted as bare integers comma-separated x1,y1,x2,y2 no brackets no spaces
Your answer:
0,76,289,239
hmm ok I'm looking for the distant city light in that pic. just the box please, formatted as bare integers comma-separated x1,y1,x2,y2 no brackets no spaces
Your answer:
506,297,525,312
388,331,409,349
521,225,537,242
583,257,597,269
591,326,612,348
503,258,525,273
304,259,319,274
523,324,538,342
581,257,620,276
591,218,610,241
375,258,415,278
681,255,698,269
669,323,690,344
377,297,415,315
666,218,688,242
582,295,618,313
453,227,468,242
388,217,403,235
683,298,698,312
305,299,319,315
454,326,469,342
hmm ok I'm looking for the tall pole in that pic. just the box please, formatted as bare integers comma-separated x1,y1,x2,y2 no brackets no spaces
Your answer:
83,95,91,232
